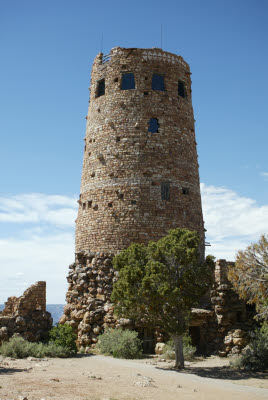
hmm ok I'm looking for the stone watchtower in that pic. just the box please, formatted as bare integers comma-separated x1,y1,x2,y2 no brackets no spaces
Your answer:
61,47,205,348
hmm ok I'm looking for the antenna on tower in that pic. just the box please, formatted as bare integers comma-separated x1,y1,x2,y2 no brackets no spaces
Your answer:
101,32,103,53
160,24,163,49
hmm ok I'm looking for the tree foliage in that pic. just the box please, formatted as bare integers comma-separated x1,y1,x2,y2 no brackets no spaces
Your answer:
228,234,268,321
97,328,142,359
111,228,215,368
49,324,77,354
0,336,73,358
230,323,268,371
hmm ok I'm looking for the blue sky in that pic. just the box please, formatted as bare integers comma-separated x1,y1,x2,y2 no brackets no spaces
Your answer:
0,0,267,303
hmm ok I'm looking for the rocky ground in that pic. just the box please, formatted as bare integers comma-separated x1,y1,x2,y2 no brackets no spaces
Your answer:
0,354,267,400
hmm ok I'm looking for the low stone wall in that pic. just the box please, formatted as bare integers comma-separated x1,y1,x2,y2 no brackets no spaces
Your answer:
0,281,52,344
61,256,256,355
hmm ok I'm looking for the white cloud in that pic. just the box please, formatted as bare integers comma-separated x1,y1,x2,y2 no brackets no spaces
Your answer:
201,183,268,260
0,193,77,303
0,233,74,304
0,193,77,226
0,188,268,303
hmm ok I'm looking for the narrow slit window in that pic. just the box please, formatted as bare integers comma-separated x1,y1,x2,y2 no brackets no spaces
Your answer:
161,182,170,201
152,74,165,91
121,73,135,90
96,79,105,97
178,80,186,98
148,118,159,133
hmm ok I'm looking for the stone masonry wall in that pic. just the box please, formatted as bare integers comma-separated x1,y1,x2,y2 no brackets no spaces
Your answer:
208,259,255,356
0,282,52,344
75,47,205,257
60,252,117,349
61,256,256,355
188,260,256,356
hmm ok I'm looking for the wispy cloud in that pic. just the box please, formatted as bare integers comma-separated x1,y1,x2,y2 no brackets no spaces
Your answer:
201,183,268,260
0,194,77,226
260,172,268,180
0,193,77,303
0,233,74,303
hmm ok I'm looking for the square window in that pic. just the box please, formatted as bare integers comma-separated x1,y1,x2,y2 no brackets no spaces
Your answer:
182,187,189,195
121,73,135,90
152,74,165,91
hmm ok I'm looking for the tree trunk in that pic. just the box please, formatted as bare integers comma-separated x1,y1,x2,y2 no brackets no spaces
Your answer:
171,335,184,369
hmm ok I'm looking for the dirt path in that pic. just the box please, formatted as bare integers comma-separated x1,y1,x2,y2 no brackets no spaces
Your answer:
0,354,267,400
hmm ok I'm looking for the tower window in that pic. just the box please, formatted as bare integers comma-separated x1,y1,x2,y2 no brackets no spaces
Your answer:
182,187,189,195
161,182,170,201
96,79,105,97
178,80,186,98
121,73,135,90
148,118,159,133
152,74,165,91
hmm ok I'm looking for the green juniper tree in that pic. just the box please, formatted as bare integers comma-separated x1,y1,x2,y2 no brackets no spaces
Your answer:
111,228,214,368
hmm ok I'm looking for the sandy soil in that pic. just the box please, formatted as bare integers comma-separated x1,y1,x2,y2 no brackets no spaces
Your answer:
0,354,267,400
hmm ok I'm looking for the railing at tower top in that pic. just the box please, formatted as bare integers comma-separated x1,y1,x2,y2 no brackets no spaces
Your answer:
102,53,111,63
99,53,111,71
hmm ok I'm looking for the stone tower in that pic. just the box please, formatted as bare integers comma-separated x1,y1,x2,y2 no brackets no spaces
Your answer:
61,47,205,348
76,47,204,255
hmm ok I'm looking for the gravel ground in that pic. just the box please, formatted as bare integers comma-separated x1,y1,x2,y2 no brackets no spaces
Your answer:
0,354,267,400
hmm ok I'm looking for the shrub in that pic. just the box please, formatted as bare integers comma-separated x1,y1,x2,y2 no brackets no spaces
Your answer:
230,323,268,371
0,336,72,358
162,333,196,361
49,323,77,354
97,328,142,359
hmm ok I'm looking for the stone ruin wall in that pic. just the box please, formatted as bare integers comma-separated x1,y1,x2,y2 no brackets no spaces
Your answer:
0,281,52,345
189,259,256,356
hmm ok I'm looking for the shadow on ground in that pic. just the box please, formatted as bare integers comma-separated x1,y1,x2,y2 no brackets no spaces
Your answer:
74,353,95,359
0,366,28,375
156,365,268,381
